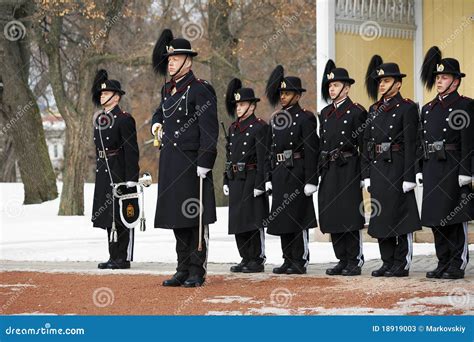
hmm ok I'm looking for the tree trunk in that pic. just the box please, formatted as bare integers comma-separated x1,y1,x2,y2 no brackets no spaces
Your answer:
208,0,240,207
0,4,58,203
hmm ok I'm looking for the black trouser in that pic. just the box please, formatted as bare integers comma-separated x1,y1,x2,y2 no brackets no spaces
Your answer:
235,228,266,264
432,222,469,271
330,230,364,268
174,225,209,278
377,233,413,271
280,229,310,268
106,220,134,262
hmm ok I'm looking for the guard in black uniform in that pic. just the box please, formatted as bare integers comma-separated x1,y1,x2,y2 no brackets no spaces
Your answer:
319,60,367,276
418,46,473,279
265,65,319,275
223,79,269,273
363,56,422,277
91,69,140,270
151,29,218,287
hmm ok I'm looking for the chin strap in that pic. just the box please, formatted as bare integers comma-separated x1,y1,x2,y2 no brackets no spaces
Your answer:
170,55,188,80
381,79,396,99
438,77,457,97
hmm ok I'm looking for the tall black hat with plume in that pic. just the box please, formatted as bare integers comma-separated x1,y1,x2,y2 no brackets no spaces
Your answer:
321,59,355,102
226,78,260,117
91,69,125,107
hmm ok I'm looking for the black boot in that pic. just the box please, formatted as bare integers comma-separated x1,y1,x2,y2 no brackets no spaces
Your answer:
242,261,264,273
98,259,113,269
163,271,189,287
426,264,448,279
371,263,392,277
441,268,465,279
326,262,347,276
183,275,205,287
273,260,291,274
384,265,409,277
230,259,248,273
341,264,362,276
286,263,307,274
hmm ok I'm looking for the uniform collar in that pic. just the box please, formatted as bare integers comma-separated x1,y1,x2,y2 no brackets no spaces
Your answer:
431,91,460,109
284,103,301,115
105,105,121,115
232,113,258,132
166,71,196,94
326,97,353,119
375,92,402,112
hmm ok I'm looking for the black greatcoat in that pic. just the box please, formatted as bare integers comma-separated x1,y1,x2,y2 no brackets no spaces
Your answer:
417,91,474,226
92,106,140,229
152,71,218,229
362,93,422,238
223,114,270,235
318,97,367,233
266,104,319,236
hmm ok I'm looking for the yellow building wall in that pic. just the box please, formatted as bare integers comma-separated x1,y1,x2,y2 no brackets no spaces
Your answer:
423,0,474,101
335,33,414,109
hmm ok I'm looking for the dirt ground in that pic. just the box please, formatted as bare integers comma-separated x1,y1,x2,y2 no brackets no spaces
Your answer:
1,271,472,315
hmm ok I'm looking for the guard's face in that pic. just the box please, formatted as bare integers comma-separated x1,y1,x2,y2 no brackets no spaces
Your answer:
236,101,254,118
280,91,299,107
100,91,119,107
168,54,188,77
328,81,348,100
435,74,457,93
378,77,400,97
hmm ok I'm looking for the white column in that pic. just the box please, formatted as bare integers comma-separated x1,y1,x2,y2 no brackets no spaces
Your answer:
316,0,336,114
414,0,424,106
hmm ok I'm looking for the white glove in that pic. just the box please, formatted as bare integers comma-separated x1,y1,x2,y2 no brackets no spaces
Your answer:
459,175,472,187
152,123,163,139
304,183,318,196
254,189,264,197
402,181,416,193
360,180,365,188
126,181,136,188
265,181,272,192
223,184,229,196
415,173,423,187
364,178,371,192
197,166,211,178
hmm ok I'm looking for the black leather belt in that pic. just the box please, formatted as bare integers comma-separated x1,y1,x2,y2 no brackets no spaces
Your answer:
232,163,257,172
276,151,303,162
325,150,354,162
98,148,121,158
427,143,459,153
375,143,400,154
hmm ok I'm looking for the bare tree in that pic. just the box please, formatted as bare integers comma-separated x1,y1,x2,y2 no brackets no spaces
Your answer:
0,0,58,203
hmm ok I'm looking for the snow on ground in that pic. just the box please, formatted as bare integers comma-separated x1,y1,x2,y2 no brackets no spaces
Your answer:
1,182,440,264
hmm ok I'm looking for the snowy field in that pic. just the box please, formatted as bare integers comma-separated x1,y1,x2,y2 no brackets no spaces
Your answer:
0,182,445,265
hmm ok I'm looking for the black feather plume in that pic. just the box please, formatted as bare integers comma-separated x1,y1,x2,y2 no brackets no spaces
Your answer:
225,78,242,117
265,65,284,107
152,29,174,76
421,46,442,91
91,69,108,106
321,59,336,102
365,55,383,101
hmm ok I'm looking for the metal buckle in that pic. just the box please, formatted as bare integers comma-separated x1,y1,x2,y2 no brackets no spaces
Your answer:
276,153,285,162
427,144,435,153
232,165,238,172
375,145,383,154
99,150,106,158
